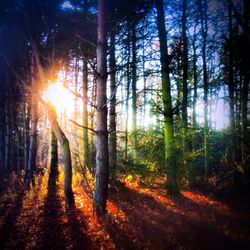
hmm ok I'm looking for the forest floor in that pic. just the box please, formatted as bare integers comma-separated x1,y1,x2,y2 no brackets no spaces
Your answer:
0,167,249,250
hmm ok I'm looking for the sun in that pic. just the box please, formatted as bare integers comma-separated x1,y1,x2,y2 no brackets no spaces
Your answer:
42,80,74,116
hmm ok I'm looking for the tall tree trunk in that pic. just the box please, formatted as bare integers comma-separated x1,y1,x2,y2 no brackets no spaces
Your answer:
192,28,198,152
241,0,249,164
109,32,117,179
228,0,236,167
89,78,96,170
46,103,74,203
125,25,131,160
4,103,9,172
142,28,147,129
155,0,178,194
4,78,9,172
50,130,58,171
28,51,39,177
0,71,5,170
242,73,249,162
182,0,188,163
131,24,137,158
74,58,79,123
23,101,30,171
200,0,209,180
16,130,22,174
73,58,79,167
176,55,182,122
93,0,109,216
82,59,89,171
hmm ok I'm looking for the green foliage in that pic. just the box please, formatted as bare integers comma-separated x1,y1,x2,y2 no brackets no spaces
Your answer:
136,129,165,173
121,127,230,189
209,130,230,172
127,128,165,175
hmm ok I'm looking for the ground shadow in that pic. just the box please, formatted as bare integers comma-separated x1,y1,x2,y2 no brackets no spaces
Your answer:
37,166,67,249
169,192,250,249
0,179,25,249
103,213,139,250
106,183,247,250
65,202,94,249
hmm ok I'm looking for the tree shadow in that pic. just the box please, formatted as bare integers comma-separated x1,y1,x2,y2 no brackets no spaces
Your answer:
37,166,67,249
106,184,244,250
103,213,138,250
0,179,25,249
168,192,249,249
64,202,94,249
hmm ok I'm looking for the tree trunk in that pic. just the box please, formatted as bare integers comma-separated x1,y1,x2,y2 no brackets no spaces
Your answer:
82,59,89,171
28,93,38,175
93,0,109,216
155,0,178,194
200,0,209,180
4,80,9,172
131,24,137,157
191,25,198,157
89,78,96,170
241,0,249,163
23,101,30,171
109,32,117,179
142,27,147,129
192,31,198,131
0,72,5,170
28,51,39,176
125,25,131,160
181,0,188,163
46,103,74,203
228,0,237,168
50,130,58,171
4,105,9,172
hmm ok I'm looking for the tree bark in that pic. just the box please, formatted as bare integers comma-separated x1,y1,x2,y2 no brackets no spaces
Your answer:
109,32,117,179
89,78,96,170
4,103,9,172
131,24,137,157
227,0,237,168
192,30,198,131
181,0,188,163
200,0,209,180
28,51,39,177
46,103,74,203
50,130,58,172
0,72,5,170
241,0,250,165
155,0,178,194
82,59,89,171
125,24,131,160
23,101,30,171
93,0,109,216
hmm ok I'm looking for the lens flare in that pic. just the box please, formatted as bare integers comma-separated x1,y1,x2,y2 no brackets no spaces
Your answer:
42,81,74,116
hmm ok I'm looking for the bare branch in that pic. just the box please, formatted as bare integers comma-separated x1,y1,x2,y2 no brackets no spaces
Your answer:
76,34,96,48
63,83,97,109
69,119,97,134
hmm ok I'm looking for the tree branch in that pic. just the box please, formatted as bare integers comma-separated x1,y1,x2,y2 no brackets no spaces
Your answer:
69,119,97,134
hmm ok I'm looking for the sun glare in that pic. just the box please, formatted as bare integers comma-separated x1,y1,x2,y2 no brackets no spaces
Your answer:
42,81,74,116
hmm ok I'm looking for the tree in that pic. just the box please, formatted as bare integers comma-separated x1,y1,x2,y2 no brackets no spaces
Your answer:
93,0,109,216
181,0,188,163
109,32,117,179
28,50,39,177
82,59,89,171
50,130,58,171
46,103,74,203
131,22,138,157
155,0,178,194
200,0,209,180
